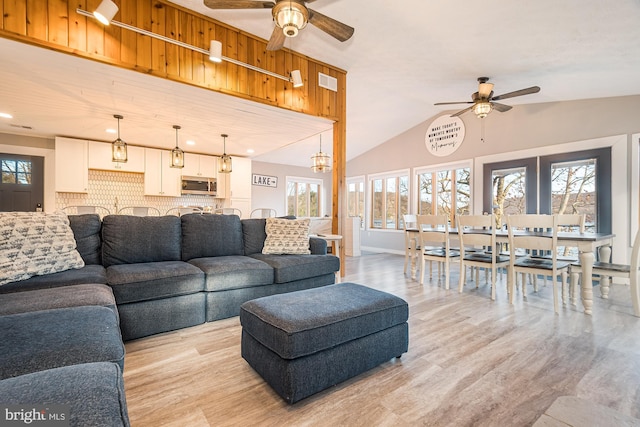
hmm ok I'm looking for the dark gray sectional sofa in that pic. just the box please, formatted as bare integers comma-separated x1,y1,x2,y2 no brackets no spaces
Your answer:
0,213,338,425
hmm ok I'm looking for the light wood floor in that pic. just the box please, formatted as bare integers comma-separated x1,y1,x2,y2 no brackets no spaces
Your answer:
123,253,640,426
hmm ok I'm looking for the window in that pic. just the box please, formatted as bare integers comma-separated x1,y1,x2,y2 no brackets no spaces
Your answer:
347,177,365,228
370,171,409,230
286,176,322,217
416,164,471,225
491,166,527,227
1,159,32,184
541,148,610,233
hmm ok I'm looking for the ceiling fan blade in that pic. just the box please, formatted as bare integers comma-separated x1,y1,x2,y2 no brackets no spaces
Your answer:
308,9,354,42
451,105,474,117
478,82,494,99
266,26,285,51
434,101,474,106
491,102,513,112
203,0,274,9
491,86,540,101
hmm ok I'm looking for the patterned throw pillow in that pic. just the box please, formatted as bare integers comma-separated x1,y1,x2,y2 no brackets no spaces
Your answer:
0,211,85,286
262,218,311,255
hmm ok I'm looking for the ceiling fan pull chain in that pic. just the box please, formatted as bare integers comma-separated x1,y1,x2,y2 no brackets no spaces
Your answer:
481,118,486,143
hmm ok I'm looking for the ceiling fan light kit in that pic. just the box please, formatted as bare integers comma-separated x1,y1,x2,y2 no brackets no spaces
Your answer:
274,1,309,37
435,77,540,119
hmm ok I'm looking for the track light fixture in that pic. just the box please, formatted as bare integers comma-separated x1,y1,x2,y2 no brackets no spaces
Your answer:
93,0,118,25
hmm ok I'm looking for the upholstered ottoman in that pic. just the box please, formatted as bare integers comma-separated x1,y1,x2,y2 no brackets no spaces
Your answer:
240,283,409,403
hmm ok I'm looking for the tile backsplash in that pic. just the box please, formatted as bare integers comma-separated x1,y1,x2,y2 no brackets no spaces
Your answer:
55,170,224,215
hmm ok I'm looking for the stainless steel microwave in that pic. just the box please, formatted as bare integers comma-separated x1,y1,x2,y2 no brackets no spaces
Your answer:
181,176,217,196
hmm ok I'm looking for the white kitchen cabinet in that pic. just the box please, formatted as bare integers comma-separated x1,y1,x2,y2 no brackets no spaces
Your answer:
182,153,217,178
227,157,251,218
88,141,145,173
55,137,88,193
144,148,181,197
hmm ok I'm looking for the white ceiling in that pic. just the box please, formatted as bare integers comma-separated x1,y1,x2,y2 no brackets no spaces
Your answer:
1,0,640,167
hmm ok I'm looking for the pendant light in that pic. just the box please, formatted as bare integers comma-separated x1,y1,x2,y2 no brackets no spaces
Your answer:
111,114,128,163
311,134,331,173
218,134,232,173
170,125,185,168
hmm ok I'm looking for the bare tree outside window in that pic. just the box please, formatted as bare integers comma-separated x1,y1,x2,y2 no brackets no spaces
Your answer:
551,159,596,231
2,159,32,184
492,167,526,228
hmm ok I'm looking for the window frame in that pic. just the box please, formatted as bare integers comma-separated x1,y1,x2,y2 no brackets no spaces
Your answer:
285,175,324,217
347,175,366,229
415,160,472,225
367,169,410,231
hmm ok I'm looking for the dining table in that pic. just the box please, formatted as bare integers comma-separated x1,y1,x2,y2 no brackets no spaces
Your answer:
406,226,614,315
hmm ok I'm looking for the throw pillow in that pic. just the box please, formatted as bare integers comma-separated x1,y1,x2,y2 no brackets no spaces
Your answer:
262,218,311,255
0,211,85,286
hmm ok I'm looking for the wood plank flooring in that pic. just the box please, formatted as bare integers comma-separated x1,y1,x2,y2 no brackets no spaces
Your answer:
123,253,640,426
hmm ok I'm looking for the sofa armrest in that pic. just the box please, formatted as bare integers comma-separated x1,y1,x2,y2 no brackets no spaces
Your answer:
309,237,327,255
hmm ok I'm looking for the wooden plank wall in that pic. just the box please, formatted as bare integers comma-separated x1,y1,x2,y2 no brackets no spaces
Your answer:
0,0,345,121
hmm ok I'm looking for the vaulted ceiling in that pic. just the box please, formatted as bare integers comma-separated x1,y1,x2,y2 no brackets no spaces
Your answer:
1,0,639,167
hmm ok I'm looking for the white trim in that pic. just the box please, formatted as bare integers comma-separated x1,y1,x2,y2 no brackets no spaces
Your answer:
631,133,640,247
285,175,326,216
366,169,410,231
367,168,410,180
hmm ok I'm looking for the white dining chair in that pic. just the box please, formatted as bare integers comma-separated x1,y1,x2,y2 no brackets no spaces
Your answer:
507,214,570,313
62,205,111,217
457,214,510,301
117,206,161,216
250,208,277,218
417,214,459,289
569,229,640,317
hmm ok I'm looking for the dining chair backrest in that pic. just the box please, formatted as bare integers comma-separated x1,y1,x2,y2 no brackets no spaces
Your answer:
416,214,450,247
165,206,203,216
556,213,585,233
214,208,243,217
117,206,161,216
250,208,277,218
457,214,496,253
62,205,110,216
507,214,558,254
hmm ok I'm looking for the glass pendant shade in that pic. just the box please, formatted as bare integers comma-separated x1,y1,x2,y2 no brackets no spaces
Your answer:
218,134,232,173
111,114,128,163
473,102,493,118
170,125,184,168
311,135,331,173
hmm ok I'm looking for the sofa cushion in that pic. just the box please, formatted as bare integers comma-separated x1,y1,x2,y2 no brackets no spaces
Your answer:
181,214,244,260
102,215,181,267
106,261,205,304
0,306,124,380
242,218,268,255
189,255,273,291
0,211,85,286
0,284,117,317
262,218,311,255
249,253,340,284
68,213,102,265
0,362,130,426
0,264,107,294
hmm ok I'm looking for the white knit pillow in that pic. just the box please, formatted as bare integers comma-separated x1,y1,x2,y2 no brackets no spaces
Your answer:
0,211,85,286
262,218,311,255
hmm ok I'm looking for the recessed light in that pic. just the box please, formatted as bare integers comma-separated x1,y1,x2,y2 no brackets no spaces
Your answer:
0,112,13,119
246,149,255,154
186,140,196,146
106,128,117,134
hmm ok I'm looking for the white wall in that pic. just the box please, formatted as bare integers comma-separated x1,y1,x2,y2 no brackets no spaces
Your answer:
347,95,640,259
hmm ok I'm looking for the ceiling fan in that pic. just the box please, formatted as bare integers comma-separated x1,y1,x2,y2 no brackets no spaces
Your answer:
203,0,355,51
435,77,541,119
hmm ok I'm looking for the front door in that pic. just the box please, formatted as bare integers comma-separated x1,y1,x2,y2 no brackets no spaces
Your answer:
0,154,44,212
